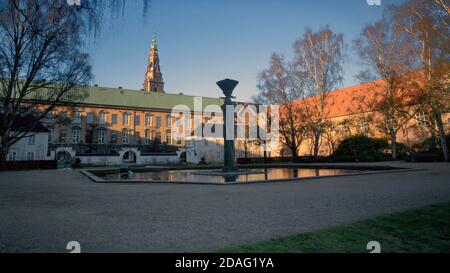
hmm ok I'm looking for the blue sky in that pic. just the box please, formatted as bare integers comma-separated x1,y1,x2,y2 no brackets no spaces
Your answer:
87,0,404,101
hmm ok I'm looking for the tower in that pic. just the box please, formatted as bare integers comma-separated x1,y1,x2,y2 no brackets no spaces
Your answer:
143,35,164,93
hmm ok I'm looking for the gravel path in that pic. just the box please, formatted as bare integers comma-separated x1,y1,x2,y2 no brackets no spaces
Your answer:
0,162,449,253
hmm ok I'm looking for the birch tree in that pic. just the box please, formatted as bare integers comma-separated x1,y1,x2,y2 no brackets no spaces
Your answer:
255,53,307,161
392,0,450,161
354,16,419,160
293,26,345,161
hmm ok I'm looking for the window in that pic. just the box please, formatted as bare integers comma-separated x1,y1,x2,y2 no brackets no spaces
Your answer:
360,119,369,133
111,133,118,144
165,131,172,145
99,112,107,125
134,115,141,126
73,112,81,124
112,114,118,125
122,129,130,144
98,129,106,144
60,112,68,122
27,152,34,161
85,130,92,144
145,114,153,126
166,115,172,127
386,118,397,131
7,151,16,161
144,130,154,144
87,112,94,124
72,128,81,143
415,112,428,127
155,131,161,142
123,113,131,126
134,131,140,144
28,135,35,145
156,116,161,128
59,129,67,143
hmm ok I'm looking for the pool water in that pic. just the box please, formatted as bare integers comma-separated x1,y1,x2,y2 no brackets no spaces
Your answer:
99,168,369,183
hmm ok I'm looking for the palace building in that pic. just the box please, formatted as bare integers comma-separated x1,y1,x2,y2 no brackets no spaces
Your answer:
6,37,264,166
6,38,449,166
289,81,450,158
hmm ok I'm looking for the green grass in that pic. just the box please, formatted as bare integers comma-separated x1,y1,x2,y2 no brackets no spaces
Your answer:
219,203,450,253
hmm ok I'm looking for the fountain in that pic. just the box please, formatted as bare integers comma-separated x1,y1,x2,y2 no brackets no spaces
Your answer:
184,78,267,181
83,79,406,184
217,79,239,173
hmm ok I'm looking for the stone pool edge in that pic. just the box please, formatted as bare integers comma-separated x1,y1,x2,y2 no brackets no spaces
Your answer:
80,166,424,186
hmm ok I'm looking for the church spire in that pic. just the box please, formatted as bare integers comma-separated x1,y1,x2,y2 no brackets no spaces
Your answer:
151,33,157,49
144,34,164,93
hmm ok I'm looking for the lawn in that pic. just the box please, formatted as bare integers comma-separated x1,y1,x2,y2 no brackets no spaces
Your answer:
219,203,450,253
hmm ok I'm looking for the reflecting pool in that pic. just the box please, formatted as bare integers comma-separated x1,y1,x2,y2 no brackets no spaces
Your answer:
99,168,372,183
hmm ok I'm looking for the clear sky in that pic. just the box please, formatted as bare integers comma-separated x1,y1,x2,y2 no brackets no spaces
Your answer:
87,0,404,102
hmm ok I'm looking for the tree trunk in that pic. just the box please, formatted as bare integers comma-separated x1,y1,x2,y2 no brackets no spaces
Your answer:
430,119,437,148
244,144,248,160
390,132,397,161
313,133,320,162
434,111,449,162
0,127,10,171
291,147,299,163
0,145,9,172
329,142,335,157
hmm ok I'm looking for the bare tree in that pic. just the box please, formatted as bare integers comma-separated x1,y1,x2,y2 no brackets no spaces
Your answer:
0,0,92,170
354,16,420,160
293,25,345,161
434,0,450,16
278,102,308,161
392,0,450,161
79,0,151,37
0,0,151,170
254,53,306,161
321,119,353,156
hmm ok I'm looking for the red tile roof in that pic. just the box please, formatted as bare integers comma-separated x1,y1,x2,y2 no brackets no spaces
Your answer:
293,79,419,119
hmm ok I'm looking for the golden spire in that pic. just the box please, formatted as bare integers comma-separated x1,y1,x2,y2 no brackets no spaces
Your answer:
144,33,164,93
151,33,157,49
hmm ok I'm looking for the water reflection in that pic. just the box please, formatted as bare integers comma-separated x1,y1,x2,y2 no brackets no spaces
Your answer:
101,168,366,183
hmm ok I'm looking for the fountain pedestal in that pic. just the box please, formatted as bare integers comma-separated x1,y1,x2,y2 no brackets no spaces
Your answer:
217,79,239,173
